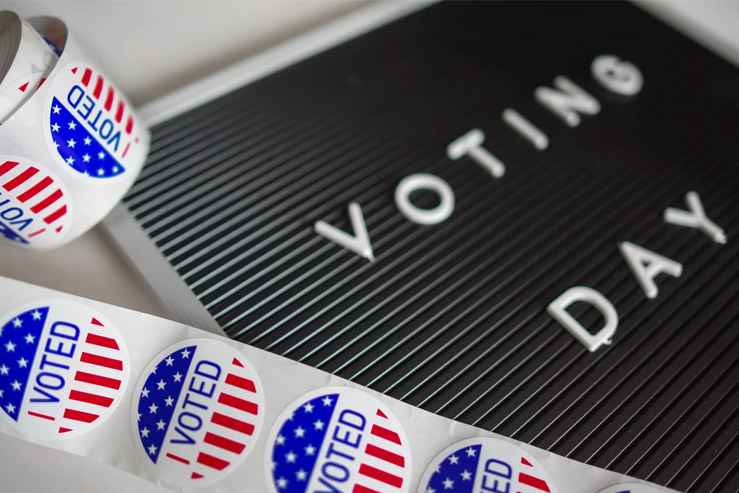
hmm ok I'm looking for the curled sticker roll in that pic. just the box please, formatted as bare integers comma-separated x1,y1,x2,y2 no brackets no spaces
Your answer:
0,14,150,249
0,11,59,123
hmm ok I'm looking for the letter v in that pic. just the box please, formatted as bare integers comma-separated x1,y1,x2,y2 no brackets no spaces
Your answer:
315,202,374,261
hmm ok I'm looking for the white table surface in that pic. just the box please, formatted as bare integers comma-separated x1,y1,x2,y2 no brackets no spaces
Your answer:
0,2,737,491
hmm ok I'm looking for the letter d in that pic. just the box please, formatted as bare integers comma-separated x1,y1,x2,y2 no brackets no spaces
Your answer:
547,286,618,352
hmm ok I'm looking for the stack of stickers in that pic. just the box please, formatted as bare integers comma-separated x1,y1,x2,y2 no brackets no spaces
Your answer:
0,275,674,492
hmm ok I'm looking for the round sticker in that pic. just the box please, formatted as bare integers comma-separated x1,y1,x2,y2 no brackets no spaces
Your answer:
596,484,663,493
266,386,412,493
418,437,557,493
43,61,146,181
0,299,129,439
0,156,72,248
131,338,265,486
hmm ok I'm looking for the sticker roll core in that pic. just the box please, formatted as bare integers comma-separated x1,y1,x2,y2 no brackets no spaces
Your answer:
0,12,149,250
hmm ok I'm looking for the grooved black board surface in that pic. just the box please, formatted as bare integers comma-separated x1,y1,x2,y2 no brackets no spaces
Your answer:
121,2,739,491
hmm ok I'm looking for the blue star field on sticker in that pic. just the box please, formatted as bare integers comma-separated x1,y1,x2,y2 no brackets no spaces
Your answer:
426,444,481,493
49,98,125,178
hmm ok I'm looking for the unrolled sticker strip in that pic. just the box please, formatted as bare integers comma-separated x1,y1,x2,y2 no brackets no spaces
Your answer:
596,485,663,493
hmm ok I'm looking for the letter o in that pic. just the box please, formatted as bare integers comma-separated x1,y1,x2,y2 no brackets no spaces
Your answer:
37,372,65,390
395,173,455,225
0,207,23,221
177,411,202,431
99,119,114,140
322,462,350,482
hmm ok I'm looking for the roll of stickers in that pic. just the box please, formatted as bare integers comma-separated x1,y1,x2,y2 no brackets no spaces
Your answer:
0,275,677,493
0,12,149,249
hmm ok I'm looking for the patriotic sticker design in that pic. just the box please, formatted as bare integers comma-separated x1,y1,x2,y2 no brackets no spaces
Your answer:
266,386,412,493
43,61,146,181
131,338,265,486
418,437,557,493
0,299,129,439
0,156,71,248
596,484,662,493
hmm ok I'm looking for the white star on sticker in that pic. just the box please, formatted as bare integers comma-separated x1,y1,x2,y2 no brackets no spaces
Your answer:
156,419,166,430
67,138,76,148
66,156,75,165
164,396,174,407
322,396,332,406
296,469,307,481
31,310,41,320
148,444,157,456
5,403,15,414
68,121,77,130
17,357,28,368
304,444,316,456
465,447,477,457
426,488,436,493
51,123,60,132
285,451,297,463
448,454,459,465
140,427,150,438
97,168,104,176
112,165,119,172
277,477,288,489
12,317,22,327
461,470,472,481
303,402,314,413
313,420,324,431
52,105,61,114
0,389,3,398
11,380,21,391
276,434,285,445
172,372,182,382
181,349,190,359
294,426,305,438
84,137,91,145
24,333,35,344
82,154,91,163
443,478,454,490
0,365,8,375
149,403,158,414
5,341,16,352
98,151,105,160
141,387,150,398
165,356,174,366
156,379,166,390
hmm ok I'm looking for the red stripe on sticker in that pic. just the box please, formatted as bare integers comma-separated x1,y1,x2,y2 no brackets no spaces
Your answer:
0,160,18,176
365,443,405,467
232,358,244,367
191,472,203,479
81,68,92,86
74,371,121,390
376,409,388,419
166,453,190,465
211,412,254,436
217,392,258,415
518,472,551,492
30,189,62,213
69,389,114,407
196,452,229,471
358,463,403,488
27,228,46,238
353,485,381,493
85,333,119,350
91,318,104,326
3,167,38,191
17,176,52,202
93,75,104,99
521,457,533,467
63,408,99,423
224,374,256,393
203,431,246,454
80,352,123,371
18,82,29,92
115,100,125,123
44,205,67,224
370,424,402,445
58,427,72,433
27,411,55,421
104,86,115,111
125,115,133,134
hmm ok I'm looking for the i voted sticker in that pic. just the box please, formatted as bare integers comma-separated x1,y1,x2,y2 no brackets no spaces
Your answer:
596,484,663,493
131,338,265,486
266,386,412,493
0,299,128,439
0,156,71,248
43,62,146,181
418,437,557,493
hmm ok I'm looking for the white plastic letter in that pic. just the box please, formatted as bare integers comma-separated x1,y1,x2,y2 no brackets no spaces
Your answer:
591,54,644,96
619,241,683,299
395,173,455,226
447,129,506,178
547,286,619,352
315,202,374,261
534,76,600,127
502,108,549,150
664,191,727,244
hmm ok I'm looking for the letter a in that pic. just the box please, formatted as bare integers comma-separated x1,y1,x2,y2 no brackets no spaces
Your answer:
315,202,374,261
547,286,619,352
619,241,682,299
